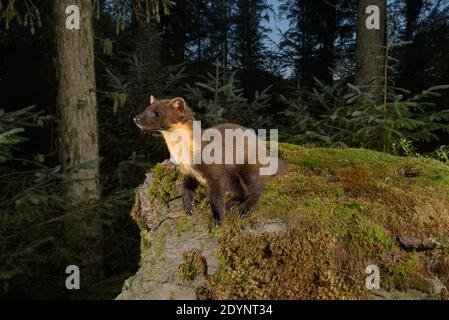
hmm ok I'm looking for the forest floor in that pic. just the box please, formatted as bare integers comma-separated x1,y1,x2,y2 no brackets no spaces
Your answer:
117,144,449,300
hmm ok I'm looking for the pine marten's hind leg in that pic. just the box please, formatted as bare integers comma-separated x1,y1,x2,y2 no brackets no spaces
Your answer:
238,172,267,217
225,174,247,212
183,175,199,216
206,178,225,224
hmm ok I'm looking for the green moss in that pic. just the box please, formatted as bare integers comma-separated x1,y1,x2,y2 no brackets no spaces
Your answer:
333,185,345,198
140,229,152,254
351,217,395,251
148,163,181,204
153,236,165,258
394,253,419,277
178,249,207,281
176,216,194,237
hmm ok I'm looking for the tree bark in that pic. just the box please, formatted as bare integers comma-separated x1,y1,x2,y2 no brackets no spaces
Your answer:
403,0,423,90
356,0,386,97
173,0,186,63
136,20,162,75
53,0,103,285
134,17,162,106
404,0,423,41
319,0,337,84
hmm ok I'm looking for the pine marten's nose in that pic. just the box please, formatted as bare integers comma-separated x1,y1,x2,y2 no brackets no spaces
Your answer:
133,115,141,124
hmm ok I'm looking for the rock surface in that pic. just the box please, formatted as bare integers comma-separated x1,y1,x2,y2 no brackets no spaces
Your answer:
116,170,219,300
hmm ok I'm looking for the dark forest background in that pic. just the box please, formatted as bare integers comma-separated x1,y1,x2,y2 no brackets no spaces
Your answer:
1,0,449,299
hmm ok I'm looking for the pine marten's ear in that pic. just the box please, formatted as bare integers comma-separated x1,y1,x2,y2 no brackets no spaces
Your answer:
168,97,186,113
149,95,156,104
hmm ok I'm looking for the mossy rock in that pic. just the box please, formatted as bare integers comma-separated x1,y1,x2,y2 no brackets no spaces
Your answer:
118,145,449,300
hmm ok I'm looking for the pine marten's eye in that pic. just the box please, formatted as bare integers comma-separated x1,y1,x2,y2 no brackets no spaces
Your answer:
152,111,161,118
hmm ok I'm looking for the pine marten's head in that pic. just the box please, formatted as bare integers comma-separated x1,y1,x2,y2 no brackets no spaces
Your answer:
134,96,193,131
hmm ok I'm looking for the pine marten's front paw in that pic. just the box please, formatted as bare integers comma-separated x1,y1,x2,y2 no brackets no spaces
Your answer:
239,200,257,217
225,198,244,212
184,201,197,216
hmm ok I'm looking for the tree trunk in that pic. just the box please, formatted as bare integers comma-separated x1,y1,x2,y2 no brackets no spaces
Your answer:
135,18,162,104
197,5,202,64
404,0,423,41
356,0,386,97
53,0,103,285
137,20,162,74
404,0,423,91
173,0,186,63
319,0,337,84
222,0,229,71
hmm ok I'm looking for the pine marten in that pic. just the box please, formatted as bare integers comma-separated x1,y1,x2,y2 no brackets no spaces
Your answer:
134,96,285,224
